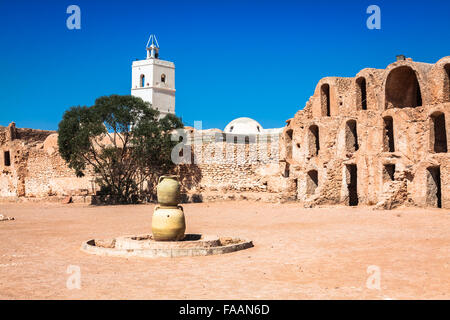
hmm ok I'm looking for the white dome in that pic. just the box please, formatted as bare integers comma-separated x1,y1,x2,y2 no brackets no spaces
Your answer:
224,117,263,134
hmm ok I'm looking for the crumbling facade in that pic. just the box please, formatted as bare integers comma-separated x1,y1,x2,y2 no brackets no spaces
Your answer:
176,128,289,202
281,56,449,209
1,56,449,209
0,123,285,202
0,123,93,200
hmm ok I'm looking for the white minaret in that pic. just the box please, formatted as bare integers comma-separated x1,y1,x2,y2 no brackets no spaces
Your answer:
131,35,176,117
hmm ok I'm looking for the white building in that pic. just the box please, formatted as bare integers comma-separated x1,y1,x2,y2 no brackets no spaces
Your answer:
131,35,175,117
224,117,284,135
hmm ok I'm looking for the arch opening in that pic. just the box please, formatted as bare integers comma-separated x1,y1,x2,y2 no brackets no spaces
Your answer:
345,164,358,206
345,120,359,152
321,84,331,116
308,125,320,156
426,166,442,208
140,74,145,88
283,163,290,178
430,112,447,153
445,64,450,102
285,129,293,159
383,164,395,182
306,170,318,195
356,77,367,110
383,116,395,152
4,151,11,167
385,66,422,109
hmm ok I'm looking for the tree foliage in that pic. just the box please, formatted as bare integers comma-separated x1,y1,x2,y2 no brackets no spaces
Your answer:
58,95,183,204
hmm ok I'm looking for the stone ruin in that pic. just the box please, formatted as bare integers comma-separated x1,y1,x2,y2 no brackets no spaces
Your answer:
0,56,448,209
0,123,93,200
281,56,449,209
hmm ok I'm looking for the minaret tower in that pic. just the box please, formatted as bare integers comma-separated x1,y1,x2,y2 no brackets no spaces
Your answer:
146,34,159,59
131,34,176,117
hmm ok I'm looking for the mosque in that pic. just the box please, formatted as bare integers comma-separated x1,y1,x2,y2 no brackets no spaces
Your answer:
130,35,284,134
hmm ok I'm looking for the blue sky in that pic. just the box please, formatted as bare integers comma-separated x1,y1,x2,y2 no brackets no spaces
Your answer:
1,0,449,130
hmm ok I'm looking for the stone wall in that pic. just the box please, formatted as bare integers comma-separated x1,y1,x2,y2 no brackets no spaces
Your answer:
281,56,450,209
176,132,288,202
0,124,285,202
24,136,93,198
1,56,448,209
0,124,93,201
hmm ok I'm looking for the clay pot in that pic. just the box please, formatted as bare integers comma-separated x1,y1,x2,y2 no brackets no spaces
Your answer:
157,175,180,206
152,205,186,241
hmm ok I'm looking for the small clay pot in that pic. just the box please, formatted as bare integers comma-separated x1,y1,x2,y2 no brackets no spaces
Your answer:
157,175,180,206
152,205,186,241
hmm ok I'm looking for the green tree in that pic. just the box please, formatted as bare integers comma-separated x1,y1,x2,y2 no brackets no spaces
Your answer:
58,95,183,204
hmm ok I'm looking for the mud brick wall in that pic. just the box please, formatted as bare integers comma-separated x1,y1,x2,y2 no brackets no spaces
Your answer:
0,125,285,202
1,56,449,209
282,57,450,209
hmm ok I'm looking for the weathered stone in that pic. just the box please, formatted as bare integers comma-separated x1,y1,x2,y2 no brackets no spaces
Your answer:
62,196,73,204
281,56,449,209
0,56,448,209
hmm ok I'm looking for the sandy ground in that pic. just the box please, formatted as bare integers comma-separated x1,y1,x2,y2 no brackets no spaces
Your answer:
0,201,449,300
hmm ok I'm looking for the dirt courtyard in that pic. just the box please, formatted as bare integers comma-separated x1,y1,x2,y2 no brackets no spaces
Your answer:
0,201,449,299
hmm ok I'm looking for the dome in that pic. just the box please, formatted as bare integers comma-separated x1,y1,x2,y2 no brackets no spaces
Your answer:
224,117,263,134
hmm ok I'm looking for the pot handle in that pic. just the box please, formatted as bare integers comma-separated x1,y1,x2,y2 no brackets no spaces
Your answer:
154,205,183,211
158,175,179,184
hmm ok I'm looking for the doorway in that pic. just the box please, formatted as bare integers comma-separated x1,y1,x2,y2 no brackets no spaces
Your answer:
346,164,358,206
426,167,442,208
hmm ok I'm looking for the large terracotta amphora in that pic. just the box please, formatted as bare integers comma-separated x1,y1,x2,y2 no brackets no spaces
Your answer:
152,205,186,241
157,175,180,206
